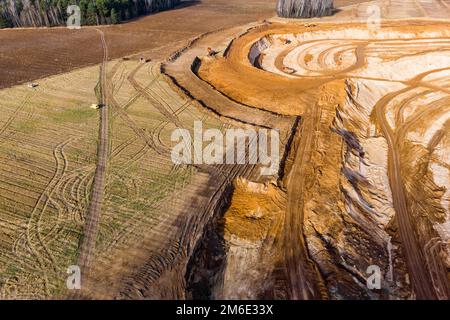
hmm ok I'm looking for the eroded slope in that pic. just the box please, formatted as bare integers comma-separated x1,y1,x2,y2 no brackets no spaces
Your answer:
194,21,450,299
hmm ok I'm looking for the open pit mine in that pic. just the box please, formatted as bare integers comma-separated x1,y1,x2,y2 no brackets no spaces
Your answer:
162,10,450,301
0,0,449,301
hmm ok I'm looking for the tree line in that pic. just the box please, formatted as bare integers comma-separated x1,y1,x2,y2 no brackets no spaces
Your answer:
0,0,180,28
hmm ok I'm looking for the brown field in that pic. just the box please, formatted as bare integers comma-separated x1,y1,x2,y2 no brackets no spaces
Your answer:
0,0,371,90
0,0,279,89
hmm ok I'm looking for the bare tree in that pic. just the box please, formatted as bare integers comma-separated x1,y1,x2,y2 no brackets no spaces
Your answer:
277,0,334,18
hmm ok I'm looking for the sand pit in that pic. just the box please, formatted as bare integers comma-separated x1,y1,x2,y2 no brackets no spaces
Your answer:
181,20,450,299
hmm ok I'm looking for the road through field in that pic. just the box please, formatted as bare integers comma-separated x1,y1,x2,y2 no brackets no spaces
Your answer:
77,29,109,274
193,15,450,298
374,87,437,299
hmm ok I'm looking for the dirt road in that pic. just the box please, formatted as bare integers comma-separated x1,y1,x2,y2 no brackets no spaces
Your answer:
77,29,109,274
373,68,450,298
374,87,437,299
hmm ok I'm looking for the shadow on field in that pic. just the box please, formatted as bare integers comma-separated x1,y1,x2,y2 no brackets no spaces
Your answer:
173,0,202,11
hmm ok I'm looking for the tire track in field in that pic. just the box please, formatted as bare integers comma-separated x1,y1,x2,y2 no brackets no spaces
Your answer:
16,138,73,294
0,92,35,144
77,28,110,274
128,63,184,128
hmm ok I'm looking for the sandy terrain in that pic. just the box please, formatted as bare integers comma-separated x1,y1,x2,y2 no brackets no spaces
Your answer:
189,13,450,299
1,0,449,300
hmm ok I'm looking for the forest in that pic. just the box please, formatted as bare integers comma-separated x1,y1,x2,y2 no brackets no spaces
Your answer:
0,0,180,28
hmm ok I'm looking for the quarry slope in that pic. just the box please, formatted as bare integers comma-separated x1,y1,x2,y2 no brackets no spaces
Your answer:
188,20,450,299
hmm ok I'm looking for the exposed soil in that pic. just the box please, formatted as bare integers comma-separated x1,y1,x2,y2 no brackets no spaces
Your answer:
190,15,450,299
76,29,109,275
2,0,448,300
0,0,278,89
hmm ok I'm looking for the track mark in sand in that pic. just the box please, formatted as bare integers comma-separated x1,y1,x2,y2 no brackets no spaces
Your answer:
439,0,450,9
283,106,323,300
374,87,437,299
77,28,110,274
413,0,429,17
